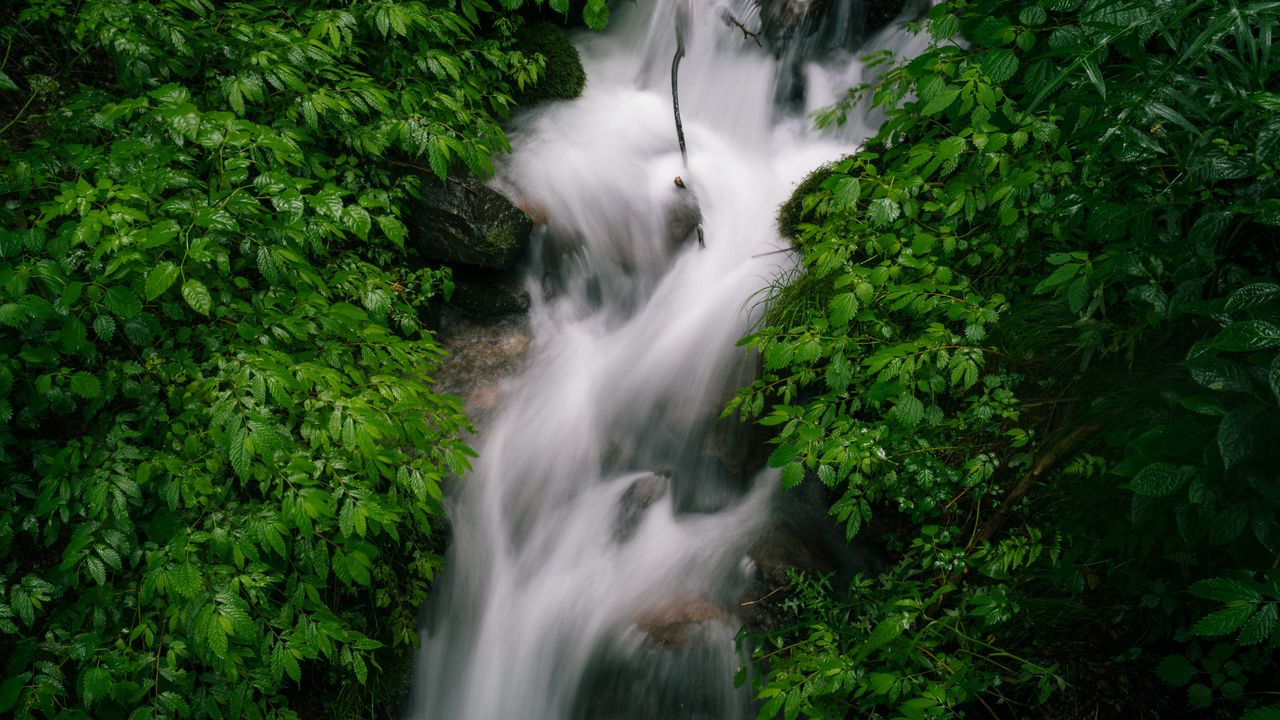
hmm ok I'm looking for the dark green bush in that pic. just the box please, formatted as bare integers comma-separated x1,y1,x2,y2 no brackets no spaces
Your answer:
513,22,587,105
0,0,609,716
741,0,1280,716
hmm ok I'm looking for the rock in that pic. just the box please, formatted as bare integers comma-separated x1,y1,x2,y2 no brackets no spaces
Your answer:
632,592,731,649
448,267,532,320
613,472,670,543
665,184,703,247
406,176,533,270
432,314,532,424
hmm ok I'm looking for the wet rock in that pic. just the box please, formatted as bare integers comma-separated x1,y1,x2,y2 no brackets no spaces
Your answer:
632,592,732,649
433,314,532,424
613,472,670,543
665,183,703,247
406,176,534,270
448,268,532,320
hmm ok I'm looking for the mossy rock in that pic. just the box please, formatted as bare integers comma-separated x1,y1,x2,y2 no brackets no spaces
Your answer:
513,22,586,105
777,160,841,244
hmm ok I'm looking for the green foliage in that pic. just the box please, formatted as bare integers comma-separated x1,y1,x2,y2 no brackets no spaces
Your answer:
512,22,587,105
0,0,611,715
742,0,1280,715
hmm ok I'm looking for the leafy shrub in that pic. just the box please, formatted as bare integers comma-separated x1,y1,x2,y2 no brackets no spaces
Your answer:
741,0,1280,716
0,0,616,716
513,22,587,105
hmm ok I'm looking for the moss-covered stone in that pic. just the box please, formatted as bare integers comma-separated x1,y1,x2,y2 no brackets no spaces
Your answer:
513,22,586,105
777,160,841,243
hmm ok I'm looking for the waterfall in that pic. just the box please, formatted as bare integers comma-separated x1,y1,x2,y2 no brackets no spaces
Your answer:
408,2,933,717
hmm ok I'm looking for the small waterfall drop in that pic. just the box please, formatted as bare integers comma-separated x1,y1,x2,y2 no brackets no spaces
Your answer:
408,2,932,717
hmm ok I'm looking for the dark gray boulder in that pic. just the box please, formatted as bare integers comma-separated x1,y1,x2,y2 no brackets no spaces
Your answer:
407,177,534,270
613,472,670,543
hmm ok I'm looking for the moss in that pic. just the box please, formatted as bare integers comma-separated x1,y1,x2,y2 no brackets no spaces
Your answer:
513,22,586,105
777,161,841,244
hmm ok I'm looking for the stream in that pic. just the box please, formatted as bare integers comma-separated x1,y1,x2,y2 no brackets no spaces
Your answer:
408,1,932,717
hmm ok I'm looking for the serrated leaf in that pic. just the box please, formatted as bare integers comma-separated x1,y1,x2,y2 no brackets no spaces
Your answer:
1187,683,1212,708
829,293,859,326
1019,6,1047,25
929,13,960,39
1155,655,1196,687
893,395,924,427
375,215,407,248
869,198,901,227
1242,706,1280,720
82,667,111,707
229,428,250,479
69,372,102,399
780,462,804,489
1237,603,1277,645
1191,604,1255,637
1189,577,1262,602
182,279,212,316
104,286,143,319
982,49,1019,84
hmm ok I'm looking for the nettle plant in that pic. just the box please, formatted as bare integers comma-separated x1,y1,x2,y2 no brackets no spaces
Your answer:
0,0,605,717
738,0,1280,716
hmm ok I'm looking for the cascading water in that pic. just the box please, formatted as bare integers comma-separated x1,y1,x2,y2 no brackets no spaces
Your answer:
408,2,933,717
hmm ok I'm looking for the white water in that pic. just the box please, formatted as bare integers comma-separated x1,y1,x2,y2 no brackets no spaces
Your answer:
409,2,931,718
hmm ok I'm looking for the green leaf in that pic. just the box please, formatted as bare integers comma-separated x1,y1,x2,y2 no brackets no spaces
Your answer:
583,0,609,29
376,215,407,248
831,176,861,209
1243,707,1280,720
1218,406,1260,471
229,428,250,479
0,71,18,92
893,395,924,427
1270,354,1280,404
1155,655,1195,687
182,279,213,316
780,462,804,489
868,198,901,227
929,13,960,39
1225,283,1280,312
82,667,112,707
1129,463,1190,497
104,286,143,319
982,49,1019,84
855,615,908,660
1189,577,1262,603
1237,603,1277,645
1211,320,1280,352
921,87,960,116
829,293,859,326
1191,604,1255,637
0,673,29,712
1019,6,1047,25
1187,683,1212,709
69,371,102,399
342,205,372,241
145,262,181,301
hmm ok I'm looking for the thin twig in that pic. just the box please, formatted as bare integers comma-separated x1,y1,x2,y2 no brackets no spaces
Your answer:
720,11,764,47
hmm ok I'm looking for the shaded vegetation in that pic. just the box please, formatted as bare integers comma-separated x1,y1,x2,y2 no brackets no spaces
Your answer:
0,0,606,717
739,0,1280,717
